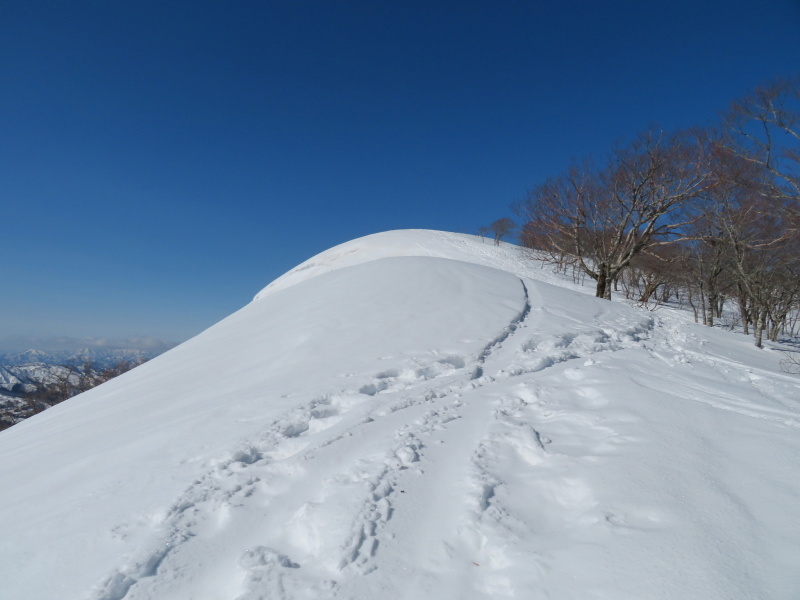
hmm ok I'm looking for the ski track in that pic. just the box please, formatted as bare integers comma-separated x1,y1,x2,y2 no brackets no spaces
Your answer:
89,277,665,600
398,279,659,598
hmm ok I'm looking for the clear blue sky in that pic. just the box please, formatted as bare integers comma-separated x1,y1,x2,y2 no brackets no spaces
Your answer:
2,0,799,350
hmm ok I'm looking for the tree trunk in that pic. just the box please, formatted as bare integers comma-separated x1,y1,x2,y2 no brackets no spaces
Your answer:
737,286,749,336
595,268,611,299
699,286,708,326
706,293,716,327
754,307,767,348
687,289,699,323
715,296,725,319
769,312,786,342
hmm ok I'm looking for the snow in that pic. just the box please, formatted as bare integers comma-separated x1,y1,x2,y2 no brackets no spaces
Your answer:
1,229,799,600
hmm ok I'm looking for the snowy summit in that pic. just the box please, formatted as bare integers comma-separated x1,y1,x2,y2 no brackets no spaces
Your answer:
1,230,799,600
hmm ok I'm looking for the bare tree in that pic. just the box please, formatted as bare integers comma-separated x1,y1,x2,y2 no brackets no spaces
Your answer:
619,244,684,307
487,218,515,245
698,129,800,346
517,129,711,298
709,79,800,346
723,77,800,209
717,188,798,347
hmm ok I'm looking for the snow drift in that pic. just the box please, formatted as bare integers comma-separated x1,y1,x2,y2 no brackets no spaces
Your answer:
1,230,798,600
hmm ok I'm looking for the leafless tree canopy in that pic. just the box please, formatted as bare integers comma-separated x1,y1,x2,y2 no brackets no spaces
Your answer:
723,77,800,207
487,218,515,245
516,130,710,299
512,78,800,351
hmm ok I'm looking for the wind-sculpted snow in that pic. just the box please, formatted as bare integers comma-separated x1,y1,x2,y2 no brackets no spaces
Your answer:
253,229,577,300
1,230,799,600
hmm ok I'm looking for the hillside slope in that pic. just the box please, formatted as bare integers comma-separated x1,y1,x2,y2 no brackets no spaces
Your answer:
1,230,798,600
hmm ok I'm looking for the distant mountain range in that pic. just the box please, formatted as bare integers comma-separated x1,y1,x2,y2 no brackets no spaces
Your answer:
0,343,176,429
0,344,175,368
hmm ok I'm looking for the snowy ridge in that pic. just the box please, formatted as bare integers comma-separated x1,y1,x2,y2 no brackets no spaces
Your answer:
1,230,799,600
253,229,574,300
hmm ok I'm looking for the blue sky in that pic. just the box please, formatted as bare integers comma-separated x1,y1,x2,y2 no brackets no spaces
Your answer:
2,0,799,350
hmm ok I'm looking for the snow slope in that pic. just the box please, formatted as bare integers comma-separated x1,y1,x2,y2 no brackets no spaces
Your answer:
1,230,799,600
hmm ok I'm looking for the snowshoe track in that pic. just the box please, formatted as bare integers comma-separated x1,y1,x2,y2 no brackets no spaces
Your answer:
90,277,660,600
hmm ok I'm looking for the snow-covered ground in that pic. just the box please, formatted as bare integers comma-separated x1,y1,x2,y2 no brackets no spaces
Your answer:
1,230,798,600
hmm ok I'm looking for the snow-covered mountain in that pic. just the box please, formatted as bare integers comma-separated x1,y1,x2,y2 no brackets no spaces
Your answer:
0,345,173,368
0,346,172,430
1,230,798,600
0,363,64,429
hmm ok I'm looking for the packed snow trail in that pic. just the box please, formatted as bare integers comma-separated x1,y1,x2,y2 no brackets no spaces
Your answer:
90,275,538,599
0,231,799,600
